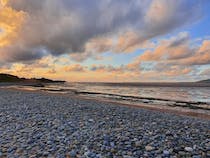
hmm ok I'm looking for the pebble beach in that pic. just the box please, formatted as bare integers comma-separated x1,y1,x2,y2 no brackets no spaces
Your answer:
0,89,209,158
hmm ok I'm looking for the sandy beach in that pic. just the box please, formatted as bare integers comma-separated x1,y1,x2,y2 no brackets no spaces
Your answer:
0,88,209,158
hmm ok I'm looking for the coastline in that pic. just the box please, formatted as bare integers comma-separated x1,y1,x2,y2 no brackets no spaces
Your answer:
78,96,210,120
1,87,210,120
0,88,209,157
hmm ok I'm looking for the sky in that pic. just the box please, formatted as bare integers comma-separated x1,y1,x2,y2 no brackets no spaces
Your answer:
0,0,210,82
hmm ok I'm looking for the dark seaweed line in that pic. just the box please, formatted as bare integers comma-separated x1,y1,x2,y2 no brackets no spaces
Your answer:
74,91,210,111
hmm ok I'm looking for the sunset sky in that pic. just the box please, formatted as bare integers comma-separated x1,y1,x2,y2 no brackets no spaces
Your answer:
0,0,210,82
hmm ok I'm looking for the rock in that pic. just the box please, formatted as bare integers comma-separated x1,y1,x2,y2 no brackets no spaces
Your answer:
123,156,133,158
110,142,115,147
207,151,210,157
163,150,170,156
184,147,193,152
43,151,49,156
68,150,77,157
192,155,201,158
135,141,141,147
88,119,94,122
145,145,154,151
84,151,91,157
178,151,186,156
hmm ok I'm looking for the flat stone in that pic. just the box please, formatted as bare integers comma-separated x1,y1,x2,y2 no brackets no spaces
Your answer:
145,145,154,151
135,141,141,147
163,150,170,156
185,147,193,152
178,151,186,156
123,156,133,158
88,119,94,122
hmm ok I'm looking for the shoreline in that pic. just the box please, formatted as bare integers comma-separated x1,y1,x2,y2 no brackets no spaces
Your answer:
1,87,210,120
78,96,210,120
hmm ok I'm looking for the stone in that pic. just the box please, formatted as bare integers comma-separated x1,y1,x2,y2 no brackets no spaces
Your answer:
43,151,49,156
163,150,170,156
123,156,133,158
184,147,193,152
145,145,154,151
68,150,77,157
192,155,201,158
88,119,94,122
178,151,186,156
110,142,115,147
135,141,141,147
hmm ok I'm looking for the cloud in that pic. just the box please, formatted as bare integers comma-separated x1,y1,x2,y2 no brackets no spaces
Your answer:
179,40,210,66
139,32,193,61
0,3,25,46
155,63,192,77
90,63,142,75
123,33,210,79
0,0,203,63
144,0,200,35
136,33,210,67
90,65,124,73
64,64,86,72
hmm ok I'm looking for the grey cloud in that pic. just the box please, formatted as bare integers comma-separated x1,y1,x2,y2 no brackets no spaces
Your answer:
0,45,48,62
168,33,190,48
90,65,124,72
90,64,141,73
1,0,203,62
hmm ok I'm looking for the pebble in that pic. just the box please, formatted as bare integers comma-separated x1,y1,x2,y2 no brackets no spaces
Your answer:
69,150,77,157
163,150,170,156
192,156,201,158
135,141,141,147
184,147,193,152
145,145,154,151
123,156,133,158
88,119,94,122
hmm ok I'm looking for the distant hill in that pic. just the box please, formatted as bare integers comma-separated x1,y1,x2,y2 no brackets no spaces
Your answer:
30,78,66,83
198,79,210,83
0,73,65,84
0,74,23,82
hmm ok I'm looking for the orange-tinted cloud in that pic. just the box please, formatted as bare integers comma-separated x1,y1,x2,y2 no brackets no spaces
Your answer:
139,32,192,61
0,0,8,7
123,34,210,80
0,2,26,47
135,33,210,67
177,40,210,66
64,64,86,72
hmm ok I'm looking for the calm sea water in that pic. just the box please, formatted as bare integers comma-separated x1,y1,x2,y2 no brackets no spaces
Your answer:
68,83,210,103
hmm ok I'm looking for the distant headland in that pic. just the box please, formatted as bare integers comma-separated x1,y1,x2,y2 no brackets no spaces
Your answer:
198,79,210,83
0,73,65,87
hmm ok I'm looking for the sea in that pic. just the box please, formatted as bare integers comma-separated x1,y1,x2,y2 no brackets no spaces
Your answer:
3,82,210,115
